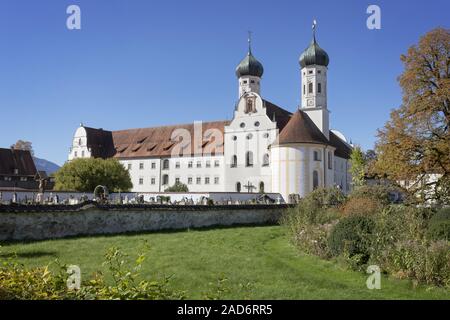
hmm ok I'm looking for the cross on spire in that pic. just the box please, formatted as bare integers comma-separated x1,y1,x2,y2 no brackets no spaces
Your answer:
248,30,252,54
312,19,317,41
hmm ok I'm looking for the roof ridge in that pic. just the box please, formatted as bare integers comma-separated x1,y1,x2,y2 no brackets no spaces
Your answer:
111,119,230,134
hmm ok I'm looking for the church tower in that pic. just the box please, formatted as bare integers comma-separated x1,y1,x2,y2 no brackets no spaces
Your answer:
299,21,330,139
235,33,264,98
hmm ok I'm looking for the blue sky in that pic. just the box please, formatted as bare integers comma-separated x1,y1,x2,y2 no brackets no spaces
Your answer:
0,0,448,165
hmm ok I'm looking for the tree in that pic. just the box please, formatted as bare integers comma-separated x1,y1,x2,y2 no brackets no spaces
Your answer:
374,28,450,203
11,140,34,156
165,182,189,192
349,146,366,188
54,158,132,192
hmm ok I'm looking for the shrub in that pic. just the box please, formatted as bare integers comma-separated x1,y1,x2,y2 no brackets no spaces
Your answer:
342,196,384,217
304,187,347,210
426,207,450,240
370,205,431,267
349,185,400,206
0,246,185,300
328,216,375,264
165,182,189,192
282,188,344,258
381,240,450,287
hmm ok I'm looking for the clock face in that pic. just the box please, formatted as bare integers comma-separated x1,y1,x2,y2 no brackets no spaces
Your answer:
307,99,314,106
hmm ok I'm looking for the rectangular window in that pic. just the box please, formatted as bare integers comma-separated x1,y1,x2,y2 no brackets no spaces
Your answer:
214,177,219,184
303,85,305,95
175,177,180,184
139,162,144,170
151,177,156,185
205,177,210,184
74,151,78,157
128,163,132,170
206,161,211,168
308,83,313,94
318,83,322,93
188,177,193,184
314,151,321,161
214,160,220,167
151,162,156,169
139,178,144,185
196,177,201,184
188,161,193,168
175,162,180,169
196,161,201,168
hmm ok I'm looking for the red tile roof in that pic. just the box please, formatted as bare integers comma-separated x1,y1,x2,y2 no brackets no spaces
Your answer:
0,148,37,176
277,110,329,145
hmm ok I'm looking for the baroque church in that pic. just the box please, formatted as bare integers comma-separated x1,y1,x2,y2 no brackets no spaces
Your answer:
68,27,352,203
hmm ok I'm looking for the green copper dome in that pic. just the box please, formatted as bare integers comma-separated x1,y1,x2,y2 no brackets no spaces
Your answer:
299,36,329,68
235,50,264,78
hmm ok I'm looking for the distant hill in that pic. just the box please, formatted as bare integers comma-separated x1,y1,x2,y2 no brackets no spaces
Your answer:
33,157,61,175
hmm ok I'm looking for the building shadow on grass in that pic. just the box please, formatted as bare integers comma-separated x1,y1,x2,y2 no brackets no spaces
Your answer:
0,251,58,259
0,222,281,246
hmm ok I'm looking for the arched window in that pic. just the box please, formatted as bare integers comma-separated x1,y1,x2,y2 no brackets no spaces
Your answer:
236,182,241,192
78,138,82,146
259,182,265,193
262,154,270,167
162,174,169,185
308,82,313,94
231,155,237,168
328,151,332,169
246,151,253,167
313,170,319,190
162,159,169,170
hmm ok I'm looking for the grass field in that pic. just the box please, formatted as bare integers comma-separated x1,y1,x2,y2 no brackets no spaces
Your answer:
0,225,448,299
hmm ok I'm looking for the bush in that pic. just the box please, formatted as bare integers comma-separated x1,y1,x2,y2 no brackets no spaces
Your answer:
0,246,185,300
426,207,450,240
342,196,384,217
328,216,375,264
282,188,344,258
165,182,189,192
349,185,400,206
381,240,450,287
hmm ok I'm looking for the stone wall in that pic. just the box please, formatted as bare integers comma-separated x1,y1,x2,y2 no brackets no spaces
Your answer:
0,204,288,241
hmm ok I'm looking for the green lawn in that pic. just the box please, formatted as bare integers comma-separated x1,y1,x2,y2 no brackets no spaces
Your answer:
0,225,448,299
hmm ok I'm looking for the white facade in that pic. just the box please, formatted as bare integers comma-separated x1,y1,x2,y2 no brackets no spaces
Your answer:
301,64,329,139
68,32,353,203
68,126,92,160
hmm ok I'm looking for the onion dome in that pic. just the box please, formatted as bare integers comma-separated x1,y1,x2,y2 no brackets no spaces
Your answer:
235,35,264,78
299,26,329,68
